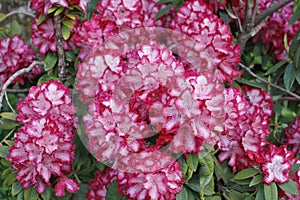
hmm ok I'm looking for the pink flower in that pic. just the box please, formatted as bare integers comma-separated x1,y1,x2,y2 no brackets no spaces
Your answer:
86,168,117,200
0,35,41,85
54,175,80,197
31,15,74,55
16,80,75,127
261,143,294,184
286,116,300,155
117,161,183,200
170,0,241,83
8,115,76,194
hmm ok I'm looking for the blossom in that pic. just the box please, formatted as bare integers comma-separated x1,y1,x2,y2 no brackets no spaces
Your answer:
261,143,294,184
285,116,300,155
31,15,74,55
30,0,90,14
78,40,225,165
86,168,117,200
117,160,183,200
16,80,75,126
54,175,80,197
0,35,41,85
170,0,241,83
8,115,76,194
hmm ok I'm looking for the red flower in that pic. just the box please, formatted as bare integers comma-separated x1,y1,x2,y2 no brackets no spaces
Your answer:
54,175,80,197
0,35,41,85
8,115,76,194
86,168,117,200
286,116,300,155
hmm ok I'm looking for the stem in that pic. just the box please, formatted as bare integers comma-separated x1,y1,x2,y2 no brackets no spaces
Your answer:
6,88,30,93
0,61,44,112
6,10,35,18
53,13,66,81
239,63,300,100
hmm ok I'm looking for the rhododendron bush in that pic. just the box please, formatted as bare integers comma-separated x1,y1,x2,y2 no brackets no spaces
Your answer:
0,0,300,199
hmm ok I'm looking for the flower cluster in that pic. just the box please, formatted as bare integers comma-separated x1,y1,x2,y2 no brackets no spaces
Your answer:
0,35,41,85
170,0,241,83
8,80,78,196
30,0,90,15
285,116,300,155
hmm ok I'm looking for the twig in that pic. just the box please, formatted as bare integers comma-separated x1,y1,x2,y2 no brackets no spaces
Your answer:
0,61,44,112
5,92,15,113
6,88,30,93
239,63,300,100
53,13,66,81
0,128,16,146
275,97,300,103
255,0,293,24
6,10,35,18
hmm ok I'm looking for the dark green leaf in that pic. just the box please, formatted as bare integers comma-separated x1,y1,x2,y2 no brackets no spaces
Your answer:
37,75,59,85
295,45,300,68
62,25,71,40
157,0,174,5
12,182,22,196
255,185,264,200
41,187,52,200
219,11,229,23
176,186,188,200
17,191,24,200
290,163,300,175
37,14,46,25
10,20,22,36
0,146,10,158
199,151,214,175
187,180,200,192
237,78,265,89
0,13,7,22
289,31,300,58
264,60,288,75
249,174,263,187
65,51,75,62
3,172,17,186
155,4,173,19
263,183,278,200
289,8,300,25
278,180,299,195
187,153,199,172
44,52,58,71
284,63,296,90
24,187,39,200
0,118,18,130
179,157,188,176
106,180,125,200
232,168,259,180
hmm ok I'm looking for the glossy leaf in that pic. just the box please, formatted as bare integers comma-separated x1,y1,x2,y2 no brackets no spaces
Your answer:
176,186,188,200
249,174,263,187
106,180,125,200
263,183,278,200
187,153,199,172
155,4,173,19
0,146,10,158
62,25,71,40
24,187,39,200
278,179,299,195
283,63,296,90
44,52,58,71
11,182,22,197
232,168,259,180
264,60,288,75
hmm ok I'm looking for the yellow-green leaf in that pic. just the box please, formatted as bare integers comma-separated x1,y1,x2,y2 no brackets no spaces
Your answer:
24,187,39,200
0,13,7,22
62,25,71,40
54,7,64,16
48,6,58,14
37,14,46,25
0,112,17,120
62,19,74,28
12,182,22,196
66,13,76,20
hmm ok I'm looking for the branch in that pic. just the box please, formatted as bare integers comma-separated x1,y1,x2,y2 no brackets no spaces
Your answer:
6,10,35,18
255,0,293,24
275,97,300,103
0,61,44,112
6,88,30,93
239,63,300,100
53,13,66,81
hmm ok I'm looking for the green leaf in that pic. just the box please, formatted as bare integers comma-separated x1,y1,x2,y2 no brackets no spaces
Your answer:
263,183,278,200
106,180,125,200
10,20,22,36
0,13,7,22
278,180,299,195
37,74,59,85
249,174,263,187
17,191,24,200
187,153,199,172
62,19,74,29
155,4,173,19
66,13,76,20
54,7,64,16
176,186,188,200
0,146,10,158
0,118,19,129
199,151,214,175
289,8,300,25
187,180,200,192
232,168,259,180
284,63,296,90
289,31,300,58
24,187,39,200
3,172,17,186
37,14,46,25
157,0,173,4
264,60,288,75
0,112,17,120
12,182,22,196
41,187,52,200
290,163,300,175
255,185,264,200
44,52,58,71
48,6,58,14
62,25,71,40
179,157,188,176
